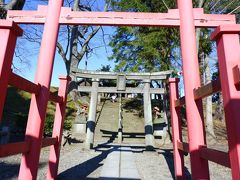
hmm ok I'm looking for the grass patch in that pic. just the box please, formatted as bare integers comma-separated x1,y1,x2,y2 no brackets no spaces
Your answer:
2,86,76,137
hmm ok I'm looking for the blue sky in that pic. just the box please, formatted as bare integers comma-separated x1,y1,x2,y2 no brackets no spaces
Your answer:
12,0,116,87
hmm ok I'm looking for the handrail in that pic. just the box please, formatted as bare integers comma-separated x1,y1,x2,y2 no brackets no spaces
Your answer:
177,141,189,153
199,146,230,168
9,72,62,103
9,72,40,94
49,93,62,103
194,79,221,100
174,79,221,107
175,96,185,107
42,137,57,148
0,141,30,157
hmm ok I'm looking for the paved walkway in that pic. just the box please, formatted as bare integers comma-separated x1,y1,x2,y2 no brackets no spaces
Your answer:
99,146,140,180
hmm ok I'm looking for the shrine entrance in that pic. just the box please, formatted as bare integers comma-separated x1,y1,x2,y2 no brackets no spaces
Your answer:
0,0,239,179
72,69,172,149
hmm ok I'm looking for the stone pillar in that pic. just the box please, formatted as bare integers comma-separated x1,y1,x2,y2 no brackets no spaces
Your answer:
98,93,101,104
85,78,99,149
118,93,123,143
162,82,168,125
73,108,87,135
143,79,154,150
161,81,169,141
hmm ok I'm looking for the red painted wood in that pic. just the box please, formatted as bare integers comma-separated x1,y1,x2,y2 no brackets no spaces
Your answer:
177,141,190,153
211,24,240,40
212,25,240,180
194,79,221,100
0,20,23,35
177,0,210,179
18,1,64,179
0,141,30,157
49,93,63,103
7,6,235,27
0,21,22,123
9,72,40,94
41,137,57,148
47,76,71,180
199,146,230,168
175,96,185,107
168,78,185,180
232,65,240,90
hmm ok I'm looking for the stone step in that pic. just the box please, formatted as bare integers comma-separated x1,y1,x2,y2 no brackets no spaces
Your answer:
99,146,141,180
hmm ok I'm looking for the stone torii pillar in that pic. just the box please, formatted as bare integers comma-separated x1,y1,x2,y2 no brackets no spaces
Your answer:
143,79,155,150
85,78,99,149
162,81,169,132
118,93,123,143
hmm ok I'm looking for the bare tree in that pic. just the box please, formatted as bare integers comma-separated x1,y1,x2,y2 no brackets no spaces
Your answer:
54,0,109,123
0,0,25,18
1,0,109,122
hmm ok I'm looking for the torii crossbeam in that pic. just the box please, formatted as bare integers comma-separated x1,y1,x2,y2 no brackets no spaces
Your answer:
7,5,235,27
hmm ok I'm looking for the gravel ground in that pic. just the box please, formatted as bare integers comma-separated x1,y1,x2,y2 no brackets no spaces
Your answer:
0,99,232,180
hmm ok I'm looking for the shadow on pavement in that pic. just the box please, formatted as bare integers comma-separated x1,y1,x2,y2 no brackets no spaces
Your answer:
158,149,191,180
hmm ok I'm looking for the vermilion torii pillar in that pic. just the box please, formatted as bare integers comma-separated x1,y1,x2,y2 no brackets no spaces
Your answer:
177,0,209,179
211,25,240,179
168,78,185,180
85,78,99,149
18,0,64,179
143,79,155,150
0,21,23,123
47,76,71,179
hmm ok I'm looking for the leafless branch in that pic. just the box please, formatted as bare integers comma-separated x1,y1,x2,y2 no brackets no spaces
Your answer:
56,42,68,64
100,26,109,54
228,5,240,14
4,0,25,10
77,26,100,60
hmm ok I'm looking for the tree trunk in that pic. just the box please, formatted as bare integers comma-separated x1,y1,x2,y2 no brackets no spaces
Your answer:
67,0,82,123
55,0,107,127
195,0,215,138
215,93,225,122
4,0,25,10
1,0,25,19
205,56,215,138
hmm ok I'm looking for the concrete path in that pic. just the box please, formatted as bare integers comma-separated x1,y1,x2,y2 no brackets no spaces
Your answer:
99,146,140,180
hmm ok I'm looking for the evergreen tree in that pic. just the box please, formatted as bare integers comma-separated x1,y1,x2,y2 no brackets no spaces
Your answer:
109,0,180,72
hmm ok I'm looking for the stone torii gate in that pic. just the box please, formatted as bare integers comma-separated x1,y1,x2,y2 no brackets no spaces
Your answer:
0,0,240,179
72,69,172,150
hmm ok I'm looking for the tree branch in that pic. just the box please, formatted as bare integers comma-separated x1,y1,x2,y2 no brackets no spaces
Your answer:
77,26,101,60
4,0,25,10
57,42,68,64
76,2,109,61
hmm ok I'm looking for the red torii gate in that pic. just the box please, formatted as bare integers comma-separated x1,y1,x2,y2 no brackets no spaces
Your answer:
0,0,239,179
